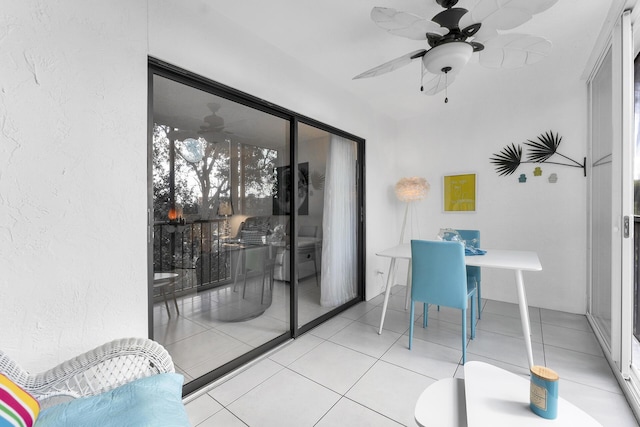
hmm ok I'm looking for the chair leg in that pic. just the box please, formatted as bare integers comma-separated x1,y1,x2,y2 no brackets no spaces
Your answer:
423,303,428,328
409,299,415,350
477,281,482,319
470,293,476,339
169,283,180,316
242,272,248,299
161,287,171,318
462,308,467,364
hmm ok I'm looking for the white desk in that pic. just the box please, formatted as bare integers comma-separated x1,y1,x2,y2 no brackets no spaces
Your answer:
376,243,542,368
415,362,602,426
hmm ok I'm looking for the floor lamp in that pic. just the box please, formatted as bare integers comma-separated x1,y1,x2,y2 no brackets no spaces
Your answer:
394,176,430,309
395,176,430,244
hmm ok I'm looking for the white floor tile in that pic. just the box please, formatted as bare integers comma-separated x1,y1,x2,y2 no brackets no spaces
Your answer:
338,301,378,320
308,314,353,340
540,308,592,332
329,321,401,359
185,393,223,426
359,305,412,335
560,378,637,426
227,368,340,427
316,397,403,427
407,317,466,350
207,358,284,407
541,323,603,357
482,299,541,322
195,408,248,427
346,360,434,427
476,311,543,343
289,340,377,394
544,345,621,394
381,336,461,379
466,328,545,369
268,333,324,366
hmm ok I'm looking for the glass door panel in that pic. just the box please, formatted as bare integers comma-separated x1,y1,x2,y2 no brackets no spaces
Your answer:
151,74,290,385
295,123,360,328
590,48,613,347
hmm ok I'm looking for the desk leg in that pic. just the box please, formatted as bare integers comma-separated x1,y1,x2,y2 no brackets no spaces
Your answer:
515,269,534,368
378,257,397,335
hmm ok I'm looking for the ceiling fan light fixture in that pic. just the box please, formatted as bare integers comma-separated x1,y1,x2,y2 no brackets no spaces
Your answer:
422,42,473,74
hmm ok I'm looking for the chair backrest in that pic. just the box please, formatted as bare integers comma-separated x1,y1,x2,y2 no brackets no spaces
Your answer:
456,229,481,279
411,240,468,309
456,229,480,249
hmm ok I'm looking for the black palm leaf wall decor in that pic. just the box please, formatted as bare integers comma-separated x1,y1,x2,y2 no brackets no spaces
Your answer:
490,131,586,177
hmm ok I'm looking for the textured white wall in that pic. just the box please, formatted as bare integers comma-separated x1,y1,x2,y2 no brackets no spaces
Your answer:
392,65,589,314
0,1,149,371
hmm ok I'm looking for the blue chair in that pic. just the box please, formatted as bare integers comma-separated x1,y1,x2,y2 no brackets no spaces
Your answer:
409,240,477,364
457,229,482,319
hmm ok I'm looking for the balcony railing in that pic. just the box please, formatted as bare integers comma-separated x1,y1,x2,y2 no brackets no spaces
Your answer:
153,219,232,296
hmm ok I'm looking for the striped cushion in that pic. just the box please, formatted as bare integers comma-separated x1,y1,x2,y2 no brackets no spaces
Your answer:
0,374,39,427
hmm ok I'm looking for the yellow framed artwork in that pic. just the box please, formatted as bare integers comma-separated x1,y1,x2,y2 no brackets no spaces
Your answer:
443,173,477,212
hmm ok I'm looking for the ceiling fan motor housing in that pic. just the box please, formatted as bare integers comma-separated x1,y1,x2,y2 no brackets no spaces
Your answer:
422,41,473,74
436,0,458,8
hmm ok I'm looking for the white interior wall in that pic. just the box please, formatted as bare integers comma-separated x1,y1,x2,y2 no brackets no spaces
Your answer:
1,0,397,369
391,65,589,314
1,1,149,371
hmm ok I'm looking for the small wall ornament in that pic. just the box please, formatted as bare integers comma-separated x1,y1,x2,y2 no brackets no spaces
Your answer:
490,131,586,177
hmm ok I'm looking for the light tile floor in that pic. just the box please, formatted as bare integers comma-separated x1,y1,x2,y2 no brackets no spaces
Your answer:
184,285,639,426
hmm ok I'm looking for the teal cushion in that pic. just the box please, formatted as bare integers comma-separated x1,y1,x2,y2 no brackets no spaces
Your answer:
36,373,189,427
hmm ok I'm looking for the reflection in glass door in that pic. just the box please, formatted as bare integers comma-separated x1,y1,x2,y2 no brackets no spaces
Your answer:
151,72,290,388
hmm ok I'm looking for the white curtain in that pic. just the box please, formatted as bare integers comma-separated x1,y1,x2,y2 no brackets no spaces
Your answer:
320,135,357,307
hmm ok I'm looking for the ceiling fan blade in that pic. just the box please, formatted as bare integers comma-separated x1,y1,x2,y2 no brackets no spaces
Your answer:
461,0,558,32
371,7,445,40
420,70,459,95
353,49,427,79
478,34,552,68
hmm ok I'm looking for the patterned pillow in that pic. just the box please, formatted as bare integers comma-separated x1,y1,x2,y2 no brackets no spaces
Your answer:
0,373,40,427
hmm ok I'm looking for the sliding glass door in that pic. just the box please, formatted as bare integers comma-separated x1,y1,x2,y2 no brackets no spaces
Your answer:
589,46,614,350
294,123,361,329
148,61,364,392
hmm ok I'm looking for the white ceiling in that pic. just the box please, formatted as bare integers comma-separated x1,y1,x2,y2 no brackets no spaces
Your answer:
154,0,615,143
209,0,613,121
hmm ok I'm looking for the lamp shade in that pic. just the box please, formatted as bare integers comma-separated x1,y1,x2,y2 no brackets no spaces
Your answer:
422,42,473,74
395,177,430,202
217,201,233,216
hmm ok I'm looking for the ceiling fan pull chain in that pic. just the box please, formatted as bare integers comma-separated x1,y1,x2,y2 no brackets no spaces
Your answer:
420,62,424,92
444,69,449,103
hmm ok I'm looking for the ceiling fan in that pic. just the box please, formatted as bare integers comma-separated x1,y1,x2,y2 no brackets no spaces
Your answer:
353,0,558,101
197,102,248,141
